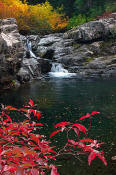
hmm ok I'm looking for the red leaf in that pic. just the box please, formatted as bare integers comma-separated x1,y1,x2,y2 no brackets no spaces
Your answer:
50,130,61,138
10,131,20,134
36,111,42,119
31,169,39,175
73,128,79,137
5,106,17,111
48,149,56,153
29,109,42,119
54,122,71,128
91,111,100,116
36,123,44,126
3,166,16,172
68,140,78,145
71,124,87,135
29,99,34,106
89,150,107,166
50,165,59,175
77,142,86,149
88,151,96,166
5,114,12,123
97,152,107,166
79,138,94,143
44,155,56,160
20,108,28,113
3,119,11,125
0,128,4,133
16,167,24,175
80,113,90,120
30,123,44,127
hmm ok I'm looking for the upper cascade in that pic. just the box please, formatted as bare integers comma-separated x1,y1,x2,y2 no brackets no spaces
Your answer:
26,39,36,58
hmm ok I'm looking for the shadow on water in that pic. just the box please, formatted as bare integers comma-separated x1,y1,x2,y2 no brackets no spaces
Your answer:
0,78,116,175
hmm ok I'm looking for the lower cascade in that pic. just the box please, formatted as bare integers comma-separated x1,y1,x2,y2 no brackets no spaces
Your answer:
49,63,76,78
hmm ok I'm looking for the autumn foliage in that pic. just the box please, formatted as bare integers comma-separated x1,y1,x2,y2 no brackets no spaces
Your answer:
0,0,68,33
0,99,107,175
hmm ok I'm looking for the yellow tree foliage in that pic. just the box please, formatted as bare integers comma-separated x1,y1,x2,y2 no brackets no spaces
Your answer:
0,0,68,33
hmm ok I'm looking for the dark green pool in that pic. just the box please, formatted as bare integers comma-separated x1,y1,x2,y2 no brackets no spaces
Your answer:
0,78,116,175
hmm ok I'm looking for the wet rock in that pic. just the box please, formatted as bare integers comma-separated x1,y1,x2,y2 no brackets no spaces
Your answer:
22,57,41,78
17,67,30,83
36,46,54,59
37,58,52,73
36,46,48,57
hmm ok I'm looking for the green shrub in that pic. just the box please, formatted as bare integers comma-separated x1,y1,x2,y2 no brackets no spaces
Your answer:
67,14,87,29
67,14,94,29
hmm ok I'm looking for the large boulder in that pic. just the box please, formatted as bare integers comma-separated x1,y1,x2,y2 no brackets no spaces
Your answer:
38,34,62,46
63,21,110,42
17,67,30,83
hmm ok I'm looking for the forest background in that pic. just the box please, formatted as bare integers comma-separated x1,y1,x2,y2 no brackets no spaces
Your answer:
0,0,116,34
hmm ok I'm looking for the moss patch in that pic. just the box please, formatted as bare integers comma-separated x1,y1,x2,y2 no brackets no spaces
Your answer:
86,57,94,62
73,43,81,49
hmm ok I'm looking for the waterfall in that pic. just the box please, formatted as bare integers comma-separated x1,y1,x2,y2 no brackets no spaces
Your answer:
26,39,36,58
49,63,76,78
51,63,68,73
21,37,38,77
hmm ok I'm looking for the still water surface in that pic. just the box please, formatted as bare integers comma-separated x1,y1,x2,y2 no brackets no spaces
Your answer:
0,78,116,175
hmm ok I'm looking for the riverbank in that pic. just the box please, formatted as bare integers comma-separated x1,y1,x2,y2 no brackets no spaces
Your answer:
0,15,116,89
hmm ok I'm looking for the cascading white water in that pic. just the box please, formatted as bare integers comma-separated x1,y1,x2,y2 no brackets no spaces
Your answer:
51,63,68,73
49,63,76,78
25,38,76,78
26,39,36,58
23,38,37,77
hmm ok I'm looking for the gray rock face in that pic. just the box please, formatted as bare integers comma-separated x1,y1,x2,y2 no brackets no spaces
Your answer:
38,34,63,46
0,18,24,88
36,46,54,59
63,21,110,42
35,33,74,61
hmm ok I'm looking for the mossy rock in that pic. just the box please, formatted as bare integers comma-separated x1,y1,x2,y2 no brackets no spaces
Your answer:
110,28,116,38
73,43,81,49
86,57,94,62
82,56,95,66
99,39,116,55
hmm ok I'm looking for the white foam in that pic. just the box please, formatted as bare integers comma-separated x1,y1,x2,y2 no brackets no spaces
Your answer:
49,63,76,78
